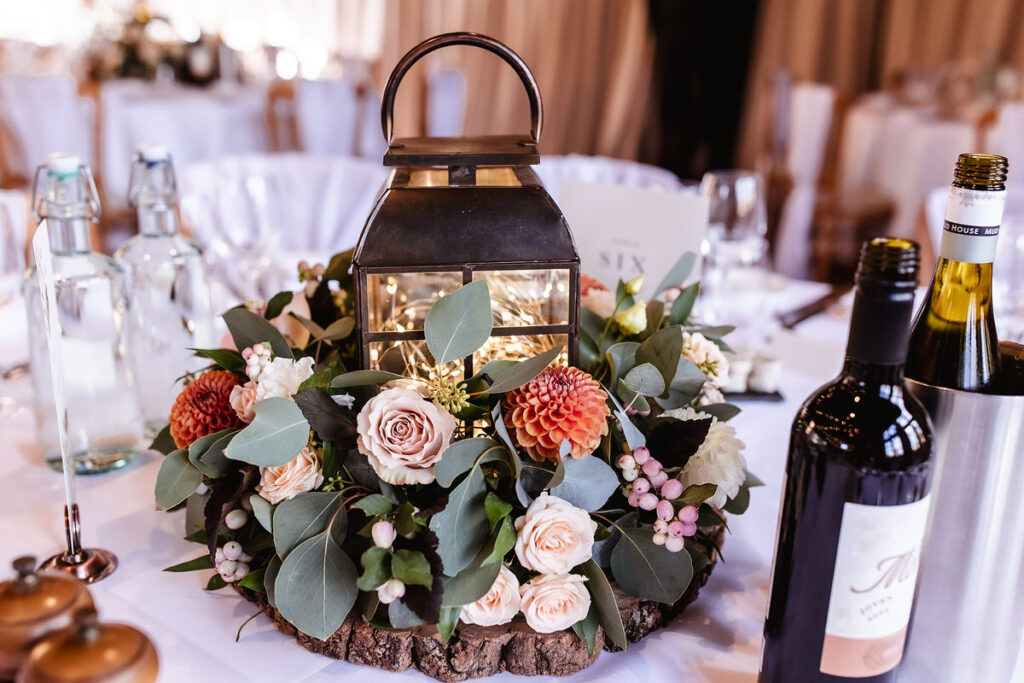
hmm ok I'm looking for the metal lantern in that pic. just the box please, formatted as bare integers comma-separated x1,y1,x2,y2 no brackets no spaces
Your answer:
352,32,580,380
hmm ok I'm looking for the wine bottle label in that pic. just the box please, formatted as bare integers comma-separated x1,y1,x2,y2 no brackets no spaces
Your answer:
940,187,1005,264
819,495,931,678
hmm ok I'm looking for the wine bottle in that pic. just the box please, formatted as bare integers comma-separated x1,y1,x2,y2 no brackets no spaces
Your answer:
760,239,933,683
906,153,1007,391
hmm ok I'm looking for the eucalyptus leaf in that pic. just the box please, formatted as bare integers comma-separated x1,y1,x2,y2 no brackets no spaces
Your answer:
580,306,606,340
429,467,489,576
723,486,751,514
472,359,517,384
572,607,600,655
678,483,719,506
435,438,501,487
668,282,699,325
155,449,202,510
273,491,343,558
188,428,236,478
549,456,619,511
163,554,214,572
357,546,390,591
264,555,282,608
149,423,176,455
288,313,325,339
481,345,562,395
623,363,666,397
424,279,493,364
388,600,426,629
223,308,293,359
274,529,358,640
636,326,683,395
654,359,708,410
320,317,355,342
437,606,460,643
581,558,629,650
484,493,513,530
355,494,393,516
224,398,310,467
616,379,651,413
480,516,516,568
652,252,698,299
605,342,639,387
249,494,273,533
687,547,711,573
699,402,741,422
264,291,294,320
744,470,765,487
441,541,502,607
605,390,646,450
190,348,246,375
329,369,406,389
683,324,735,339
610,527,693,603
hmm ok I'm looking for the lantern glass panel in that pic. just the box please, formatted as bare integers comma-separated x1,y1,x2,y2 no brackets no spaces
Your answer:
369,339,446,380
471,269,570,327
366,271,463,332
473,333,569,369
407,167,522,188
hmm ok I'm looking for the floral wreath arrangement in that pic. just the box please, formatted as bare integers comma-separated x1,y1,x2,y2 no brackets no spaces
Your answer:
153,249,761,679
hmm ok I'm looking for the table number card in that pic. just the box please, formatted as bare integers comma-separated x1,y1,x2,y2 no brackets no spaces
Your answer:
558,179,708,298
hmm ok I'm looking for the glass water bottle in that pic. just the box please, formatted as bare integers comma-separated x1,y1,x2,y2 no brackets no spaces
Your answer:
114,145,215,436
24,154,143,473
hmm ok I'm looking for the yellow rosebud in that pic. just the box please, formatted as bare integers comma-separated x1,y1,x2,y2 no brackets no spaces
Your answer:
614,300,647,334
624,274,645,296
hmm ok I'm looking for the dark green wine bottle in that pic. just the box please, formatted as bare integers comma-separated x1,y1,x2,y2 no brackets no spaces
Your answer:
906,153,1007,391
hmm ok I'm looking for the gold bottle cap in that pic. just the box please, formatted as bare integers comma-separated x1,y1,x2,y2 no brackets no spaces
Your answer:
19,607,159,683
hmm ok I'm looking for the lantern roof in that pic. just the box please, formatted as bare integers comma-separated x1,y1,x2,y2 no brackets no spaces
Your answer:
384,135,540,168
353,166,578,268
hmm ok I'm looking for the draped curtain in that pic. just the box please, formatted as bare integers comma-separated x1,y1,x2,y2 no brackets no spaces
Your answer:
375,0,654,158
738,0,1024,168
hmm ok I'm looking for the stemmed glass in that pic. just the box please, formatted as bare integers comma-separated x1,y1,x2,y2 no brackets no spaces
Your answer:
696,170,771,342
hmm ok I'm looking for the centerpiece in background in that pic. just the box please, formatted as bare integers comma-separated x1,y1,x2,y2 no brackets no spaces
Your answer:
152,32,756,680
353,32,579,381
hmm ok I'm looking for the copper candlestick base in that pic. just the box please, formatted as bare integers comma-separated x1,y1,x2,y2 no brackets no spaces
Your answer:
39,504,118,584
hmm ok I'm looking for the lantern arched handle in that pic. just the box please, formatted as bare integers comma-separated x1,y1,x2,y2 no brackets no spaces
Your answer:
381,32,543,146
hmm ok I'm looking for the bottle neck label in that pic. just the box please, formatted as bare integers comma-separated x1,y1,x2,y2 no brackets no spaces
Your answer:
940,186,1005,264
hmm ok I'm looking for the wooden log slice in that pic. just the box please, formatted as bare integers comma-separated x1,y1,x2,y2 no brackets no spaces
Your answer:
235,524,725,681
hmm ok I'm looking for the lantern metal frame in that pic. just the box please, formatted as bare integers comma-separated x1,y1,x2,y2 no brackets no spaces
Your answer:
352,32,580,380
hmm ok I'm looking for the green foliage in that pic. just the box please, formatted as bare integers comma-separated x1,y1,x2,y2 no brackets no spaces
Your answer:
549,456,619,511
636,326,684,396
391,549,433,588
723,486,751,514
223,308,293,359
357,546,390,591
249,494,273,533
355,494,393,516
190,348,247,375
579,559,627,649
164,554,214,573
224,398,310,467
238,568,266,592
480,345,562,394
677,483,719,506
480,516,516,568
572,607,600,655
611,527,694,604
155,449,202,510
437,606,460,643
669,282,699,325
623,363,665,397
274,528,358,640
188,428,238,478
484,492,513,530
651,251,697,299
435,438,501,487
205,574,227,591
149,424,176,455
329,369,405,389
264,291,294,320
424,279,493,364
605,342,639,386
699,402,741,422
273,491,344,558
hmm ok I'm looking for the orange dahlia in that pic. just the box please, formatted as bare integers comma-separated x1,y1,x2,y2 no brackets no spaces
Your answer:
580,274,607,296
168,371,244,448
503,366,611,463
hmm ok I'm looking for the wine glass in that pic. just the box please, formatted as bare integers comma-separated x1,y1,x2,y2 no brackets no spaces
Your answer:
696,170,771,342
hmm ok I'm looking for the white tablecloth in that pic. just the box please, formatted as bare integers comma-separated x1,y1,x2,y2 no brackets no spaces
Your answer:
1,280,1022,683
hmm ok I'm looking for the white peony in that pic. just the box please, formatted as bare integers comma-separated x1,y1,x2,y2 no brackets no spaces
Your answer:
681,331,730,386
254,356,315,401
256,446,324,504
460,566,522,627
514,493,597,575
519,573,591,634
663,406,746,508
580,288,616,318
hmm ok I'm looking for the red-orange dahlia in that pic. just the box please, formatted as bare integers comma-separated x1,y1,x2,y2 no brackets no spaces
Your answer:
168,370,243,448
503,366,611,463
580,274,607,296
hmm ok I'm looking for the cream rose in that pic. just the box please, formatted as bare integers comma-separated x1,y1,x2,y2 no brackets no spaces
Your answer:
580,288,616,318
514,493,597,574
257,447,323,504
681,331,729,386
519,573,591,634
460,566,522,627
254,356,315,401
356,387,457,485
229,381,259,423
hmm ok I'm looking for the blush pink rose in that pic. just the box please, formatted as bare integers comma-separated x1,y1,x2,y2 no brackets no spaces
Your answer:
256,447,323,504
460,566,521,627
519,573,591,634
514,493,597,575
229,381,259,423
356,387,457,485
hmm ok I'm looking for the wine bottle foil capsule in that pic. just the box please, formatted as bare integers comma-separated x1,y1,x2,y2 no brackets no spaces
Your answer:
903,356,1024,683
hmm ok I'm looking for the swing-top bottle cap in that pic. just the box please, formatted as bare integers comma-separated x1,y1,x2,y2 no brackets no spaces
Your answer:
134,144,169,163
45,154,81,176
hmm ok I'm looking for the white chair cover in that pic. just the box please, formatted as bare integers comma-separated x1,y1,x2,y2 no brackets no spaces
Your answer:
985,102,1024,164
535,154,683,202
178,153,388,254
427,68,466,138
294,79,384,160
775,82,835,278
0,74,94,182
0,188,28,269
101,81,270,211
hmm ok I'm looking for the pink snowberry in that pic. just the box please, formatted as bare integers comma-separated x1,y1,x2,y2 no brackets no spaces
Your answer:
632,447,651,465
638,492,659,510
627,492,640,507
653,520,669,534
648,470,669,488
632,477,651,494
641,459,662,477
656,500,675,521
617,454,636,470
661,479,684,500
667,520,687,538
665,536,685,553
677,505,699,524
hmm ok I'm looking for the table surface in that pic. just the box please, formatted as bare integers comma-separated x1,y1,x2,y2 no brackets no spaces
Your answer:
1,279,1021,683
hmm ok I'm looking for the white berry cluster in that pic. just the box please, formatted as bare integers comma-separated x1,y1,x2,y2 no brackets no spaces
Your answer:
215,541,253,583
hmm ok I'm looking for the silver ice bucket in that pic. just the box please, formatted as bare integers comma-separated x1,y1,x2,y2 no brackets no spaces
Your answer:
903,361,1024,683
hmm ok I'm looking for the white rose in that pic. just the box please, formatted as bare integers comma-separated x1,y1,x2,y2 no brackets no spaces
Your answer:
681,331,730,386
460,566,521,627
665,407,747,508
356,387,457,485
519,573,591,634
229,381,259,423
514,493,597,575
580,289,616,319
257,446,323,504
255,356,315,401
